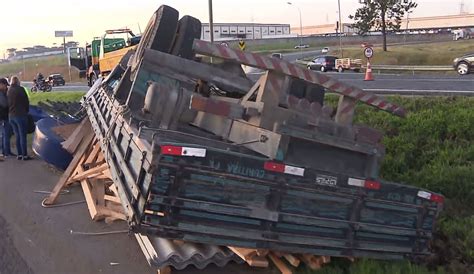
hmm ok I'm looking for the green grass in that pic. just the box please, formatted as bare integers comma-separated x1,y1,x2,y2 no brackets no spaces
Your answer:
0,55,84,82
300,40,474,66
29,91,86,105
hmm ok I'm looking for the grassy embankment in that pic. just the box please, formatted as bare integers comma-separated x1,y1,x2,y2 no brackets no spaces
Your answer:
301,96,474,274
29,91,86,106
269,39,474,67
0,55,83,82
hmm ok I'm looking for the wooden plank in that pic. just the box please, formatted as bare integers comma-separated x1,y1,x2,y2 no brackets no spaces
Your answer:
228,247,268,267
228,247,258,261
70,164,108,182
104,195,122,204
84,143,101,165
247,257,269,268
80,179,100,220
157,266,171,274
43,131,95,205
61,119,91,154
52,123,80,140
282,254,300,267
268,253,293,274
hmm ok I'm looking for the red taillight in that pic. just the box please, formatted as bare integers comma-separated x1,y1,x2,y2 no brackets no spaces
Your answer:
161,145,183,156
364,180,381,190
264,162,285,173
348,178,381,190
264,162,305,177
430,194,444,203
160,145,207,157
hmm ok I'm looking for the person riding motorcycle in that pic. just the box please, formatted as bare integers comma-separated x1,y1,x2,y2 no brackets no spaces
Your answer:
31,73,52,92
35,73,45,88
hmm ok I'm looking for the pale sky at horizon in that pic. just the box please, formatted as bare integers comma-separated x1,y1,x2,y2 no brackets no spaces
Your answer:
0,0,472,55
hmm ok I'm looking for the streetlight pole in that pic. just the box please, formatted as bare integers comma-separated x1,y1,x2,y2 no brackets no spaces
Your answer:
208,0,214,44
337,0,344,58
287,2,303,56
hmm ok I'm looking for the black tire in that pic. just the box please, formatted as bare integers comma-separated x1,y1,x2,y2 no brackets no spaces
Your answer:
456,62,470,75
320,66,326,72
132,5,179,69
170,16,202,59
31,87,37,92
354,68,360,73
338,66,344,73
45,85,52,92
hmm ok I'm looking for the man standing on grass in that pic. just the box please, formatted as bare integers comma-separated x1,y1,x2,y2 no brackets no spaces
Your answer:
7,76,31,161
0,78,13,161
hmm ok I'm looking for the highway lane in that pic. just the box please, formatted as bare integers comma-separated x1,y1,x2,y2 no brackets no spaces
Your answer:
328,72,474,95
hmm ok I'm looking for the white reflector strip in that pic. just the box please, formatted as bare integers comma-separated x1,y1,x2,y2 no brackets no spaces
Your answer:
181,147,207,157
417,191,432,200
284,165,305,177
348,178,365,187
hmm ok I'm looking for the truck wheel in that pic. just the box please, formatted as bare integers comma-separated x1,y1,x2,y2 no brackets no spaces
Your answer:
338,66,344,73
170,16,202,59
132,5,179,69
354,68,360,73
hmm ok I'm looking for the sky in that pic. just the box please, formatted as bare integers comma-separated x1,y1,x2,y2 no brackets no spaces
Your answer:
0,0,472,55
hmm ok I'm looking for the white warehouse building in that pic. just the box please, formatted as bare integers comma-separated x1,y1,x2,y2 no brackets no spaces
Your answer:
201,23,292,41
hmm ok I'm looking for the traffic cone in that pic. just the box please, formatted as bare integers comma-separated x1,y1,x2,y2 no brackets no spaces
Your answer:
364,61,374,81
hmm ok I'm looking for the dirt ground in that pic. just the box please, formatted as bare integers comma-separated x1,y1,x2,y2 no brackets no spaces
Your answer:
0,157,273,274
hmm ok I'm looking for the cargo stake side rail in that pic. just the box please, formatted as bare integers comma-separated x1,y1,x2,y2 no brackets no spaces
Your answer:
192,39,406,118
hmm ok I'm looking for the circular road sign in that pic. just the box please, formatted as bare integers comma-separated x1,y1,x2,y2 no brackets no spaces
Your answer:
364,47,374,59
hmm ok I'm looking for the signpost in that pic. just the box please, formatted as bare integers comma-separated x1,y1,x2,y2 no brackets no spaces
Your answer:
362,44,374,81
55,30,73,53
238,40,246,51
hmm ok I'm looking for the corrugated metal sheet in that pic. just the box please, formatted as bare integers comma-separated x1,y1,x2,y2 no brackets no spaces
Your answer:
135,234,243,270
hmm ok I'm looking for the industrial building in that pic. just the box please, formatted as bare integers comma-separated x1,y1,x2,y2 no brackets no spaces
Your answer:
293,14,474,35
201,23,292,41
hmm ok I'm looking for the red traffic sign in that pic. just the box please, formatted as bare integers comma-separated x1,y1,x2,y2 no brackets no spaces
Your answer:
364,47,374,59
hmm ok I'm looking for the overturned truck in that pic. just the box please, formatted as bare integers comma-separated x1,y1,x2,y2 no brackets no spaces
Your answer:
80,5,443,262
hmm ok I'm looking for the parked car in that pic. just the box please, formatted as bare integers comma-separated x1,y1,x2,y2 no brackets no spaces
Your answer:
48,74,66,86
307,56,338,72
321,47,329,53
294,44,310,49
453,53,474,75
271,53,283,59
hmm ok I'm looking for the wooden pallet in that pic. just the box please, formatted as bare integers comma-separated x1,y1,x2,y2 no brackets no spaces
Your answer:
228,247,332,274
45,120,126,222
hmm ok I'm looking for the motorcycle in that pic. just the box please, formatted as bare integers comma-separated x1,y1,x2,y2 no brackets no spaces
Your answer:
31,79,53,92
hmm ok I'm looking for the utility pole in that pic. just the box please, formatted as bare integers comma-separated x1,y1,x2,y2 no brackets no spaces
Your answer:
208,0,214,43
337,0,344,58
287,2,303,57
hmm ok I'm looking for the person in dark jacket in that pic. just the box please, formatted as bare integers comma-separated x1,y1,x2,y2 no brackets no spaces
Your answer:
0,78,13,159
7,76,30,160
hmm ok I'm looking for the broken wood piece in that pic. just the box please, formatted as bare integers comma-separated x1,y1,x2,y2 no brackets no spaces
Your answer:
81,179,101,220
44,130,94,205
228,247,269,267
70,164,108,182
268,253,293,274
282,254,300,267
157,266,171,274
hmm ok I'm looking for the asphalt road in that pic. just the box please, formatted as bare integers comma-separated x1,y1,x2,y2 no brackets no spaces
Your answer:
327,72,474,95
0,152,272,274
